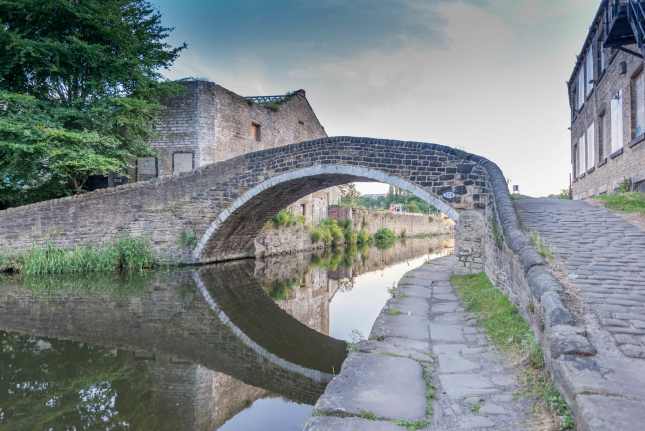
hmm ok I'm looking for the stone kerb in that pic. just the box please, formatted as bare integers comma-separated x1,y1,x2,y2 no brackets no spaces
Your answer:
473,156,598,428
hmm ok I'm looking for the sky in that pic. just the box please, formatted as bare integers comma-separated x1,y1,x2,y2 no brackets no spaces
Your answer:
152,0,599,197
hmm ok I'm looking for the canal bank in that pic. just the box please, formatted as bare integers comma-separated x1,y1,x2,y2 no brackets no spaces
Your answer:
306,256,563,430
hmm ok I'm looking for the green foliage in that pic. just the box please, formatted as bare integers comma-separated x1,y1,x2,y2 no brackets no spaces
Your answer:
558,188,571,200
21,237,154,275
530,231,554,261
0,0,185,208
311,219,344,246
373,228,397,249
178,229,198,249
267,278,300,300
353,193,439,215
452,273,574,430
271,209,305,228
595,192,645,214
618,178,632,193
357,228,372,245
490,215,504,249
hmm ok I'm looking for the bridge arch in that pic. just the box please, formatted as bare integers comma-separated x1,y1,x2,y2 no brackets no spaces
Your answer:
193,164,460,262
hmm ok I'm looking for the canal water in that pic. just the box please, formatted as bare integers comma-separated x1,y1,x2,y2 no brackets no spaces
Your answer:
0,236,452,431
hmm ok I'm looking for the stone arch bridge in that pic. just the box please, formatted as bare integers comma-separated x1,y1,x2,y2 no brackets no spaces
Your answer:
0,137,507,272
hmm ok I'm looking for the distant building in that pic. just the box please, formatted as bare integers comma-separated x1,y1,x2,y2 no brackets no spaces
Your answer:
138,79,340,224
568,0,645,199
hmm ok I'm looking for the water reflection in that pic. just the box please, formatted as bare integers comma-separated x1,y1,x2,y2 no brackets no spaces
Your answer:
0,236,452,431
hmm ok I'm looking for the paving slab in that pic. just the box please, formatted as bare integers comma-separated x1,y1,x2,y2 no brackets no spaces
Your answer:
314,352,427,421
303,416,406,431
308,256,533,431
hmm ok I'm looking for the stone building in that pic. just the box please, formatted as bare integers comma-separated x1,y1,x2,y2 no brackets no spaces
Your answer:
568,0,645,199
137,79,340,224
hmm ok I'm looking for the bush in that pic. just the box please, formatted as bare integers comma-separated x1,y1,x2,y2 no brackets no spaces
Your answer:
357,229,372,245
374,228,397,249
272,209,304,228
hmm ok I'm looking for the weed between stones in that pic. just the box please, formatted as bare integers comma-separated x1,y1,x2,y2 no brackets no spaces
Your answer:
451,273,574,431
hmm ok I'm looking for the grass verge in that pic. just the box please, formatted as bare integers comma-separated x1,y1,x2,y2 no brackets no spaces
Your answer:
451,273,574,431
595,191,645,213
3,237,155,276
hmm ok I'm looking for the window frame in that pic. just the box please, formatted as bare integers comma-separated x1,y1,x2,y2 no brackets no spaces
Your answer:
172,151,195,175
251,122,262,142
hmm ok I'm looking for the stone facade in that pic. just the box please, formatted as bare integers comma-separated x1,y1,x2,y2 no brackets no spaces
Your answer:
141,79,340,225
0,137,490,264
568,0,645,199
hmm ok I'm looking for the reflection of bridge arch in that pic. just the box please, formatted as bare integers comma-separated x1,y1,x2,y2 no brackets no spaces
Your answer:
0,137,498,265
0,260,346,404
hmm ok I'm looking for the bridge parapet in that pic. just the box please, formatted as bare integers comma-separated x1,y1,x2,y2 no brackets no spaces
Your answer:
0,137,491,264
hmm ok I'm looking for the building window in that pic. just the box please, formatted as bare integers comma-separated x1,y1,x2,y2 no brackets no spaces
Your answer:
586,122,595,170
172,152,194,175
597,33,606,75
577,67,585,109
301,203,307,217
585,46,594,97
136,157,158,181
600,115,605,161
577,135,586,177
632,71,645,138
610,90,624,153
251,122,261,142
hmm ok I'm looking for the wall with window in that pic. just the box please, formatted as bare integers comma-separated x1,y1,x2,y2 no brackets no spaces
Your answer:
569,12,645,199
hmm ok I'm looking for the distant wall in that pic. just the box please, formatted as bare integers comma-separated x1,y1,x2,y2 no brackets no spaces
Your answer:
255,208,454,258
329,207,454,237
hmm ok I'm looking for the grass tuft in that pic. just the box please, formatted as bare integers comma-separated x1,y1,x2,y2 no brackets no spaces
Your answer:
530,231,554,261
451,273,574,430
595,191,645,214
21,237,155,276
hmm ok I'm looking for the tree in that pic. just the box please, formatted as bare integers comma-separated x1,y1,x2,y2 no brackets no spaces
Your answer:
0,0,185,208
338,183,361,207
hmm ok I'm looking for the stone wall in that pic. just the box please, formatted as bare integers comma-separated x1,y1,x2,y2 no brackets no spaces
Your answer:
468,157,598,428
328,207,454,237
254,208,454,258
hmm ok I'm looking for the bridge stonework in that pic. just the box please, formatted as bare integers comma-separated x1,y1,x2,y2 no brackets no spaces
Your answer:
0,137,491,268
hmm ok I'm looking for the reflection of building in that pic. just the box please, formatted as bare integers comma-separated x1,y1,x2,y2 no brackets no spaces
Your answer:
139,79,340,224
568,1,645,198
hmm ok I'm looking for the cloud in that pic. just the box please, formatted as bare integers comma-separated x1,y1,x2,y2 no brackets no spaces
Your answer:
156,0,599,196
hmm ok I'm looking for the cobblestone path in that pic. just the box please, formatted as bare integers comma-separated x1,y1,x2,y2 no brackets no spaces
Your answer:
517,198,645,360
516,198,645,429
305,256,535,430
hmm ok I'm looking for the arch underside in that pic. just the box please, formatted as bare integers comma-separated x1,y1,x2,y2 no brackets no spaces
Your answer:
195,165,461,264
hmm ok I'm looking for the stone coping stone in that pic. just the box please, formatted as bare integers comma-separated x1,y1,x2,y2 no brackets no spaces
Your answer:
313,352,427,421
576,395,645,431
303,416,406,431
